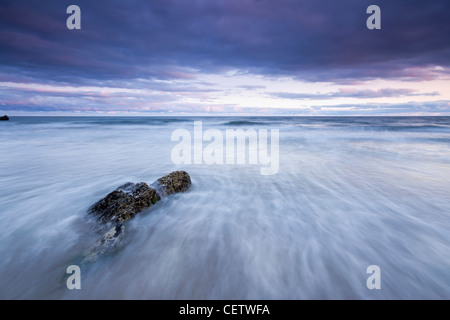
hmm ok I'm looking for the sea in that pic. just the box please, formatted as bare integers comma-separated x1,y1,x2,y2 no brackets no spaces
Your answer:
0,116,449,299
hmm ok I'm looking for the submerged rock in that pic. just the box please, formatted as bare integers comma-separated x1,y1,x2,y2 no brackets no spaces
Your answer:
0,115,9,121
155,170,192,196
88,182,160,224
81,224,125,263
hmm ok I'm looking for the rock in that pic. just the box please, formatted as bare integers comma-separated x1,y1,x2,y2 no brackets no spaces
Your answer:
155,170,192,196
89,172,192,224
0,115,9,121
81,224,125,263
89,182,160,225
83,171,191,263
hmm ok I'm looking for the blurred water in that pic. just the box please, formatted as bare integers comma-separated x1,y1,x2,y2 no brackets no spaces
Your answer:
0,116,449,299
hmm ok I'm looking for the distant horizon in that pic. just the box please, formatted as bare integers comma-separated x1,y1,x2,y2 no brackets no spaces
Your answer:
4,114,450,118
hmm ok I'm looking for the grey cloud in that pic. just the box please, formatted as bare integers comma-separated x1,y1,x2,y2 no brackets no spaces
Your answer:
272,88,440,100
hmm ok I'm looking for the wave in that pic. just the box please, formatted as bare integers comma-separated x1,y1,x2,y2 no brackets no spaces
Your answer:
8,116,193,128
222,120,272,126
1,115,450,299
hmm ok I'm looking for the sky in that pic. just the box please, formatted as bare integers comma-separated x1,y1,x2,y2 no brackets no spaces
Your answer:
0,0,449,116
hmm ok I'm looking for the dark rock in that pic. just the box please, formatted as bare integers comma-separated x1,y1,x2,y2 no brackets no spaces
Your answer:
89,182,160,224
155,171,192,196
84,171,191,263
0,115,9,121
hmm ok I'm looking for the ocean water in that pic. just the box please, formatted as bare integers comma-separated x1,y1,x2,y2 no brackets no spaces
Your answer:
0,116,449,299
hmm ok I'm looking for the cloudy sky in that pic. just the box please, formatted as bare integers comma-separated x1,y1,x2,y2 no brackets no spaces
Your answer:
1,0,449,115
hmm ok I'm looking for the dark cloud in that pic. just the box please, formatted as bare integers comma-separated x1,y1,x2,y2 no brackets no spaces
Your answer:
237,85,267,90
1,0,449,84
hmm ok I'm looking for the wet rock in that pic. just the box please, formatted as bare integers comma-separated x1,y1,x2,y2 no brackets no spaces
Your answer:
89,182,160,224
155,171,192,196
0,115,9,121
83,171,191,263
81,224,125,263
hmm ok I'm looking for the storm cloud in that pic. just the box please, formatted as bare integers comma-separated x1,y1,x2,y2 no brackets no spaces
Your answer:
0,0,449,114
